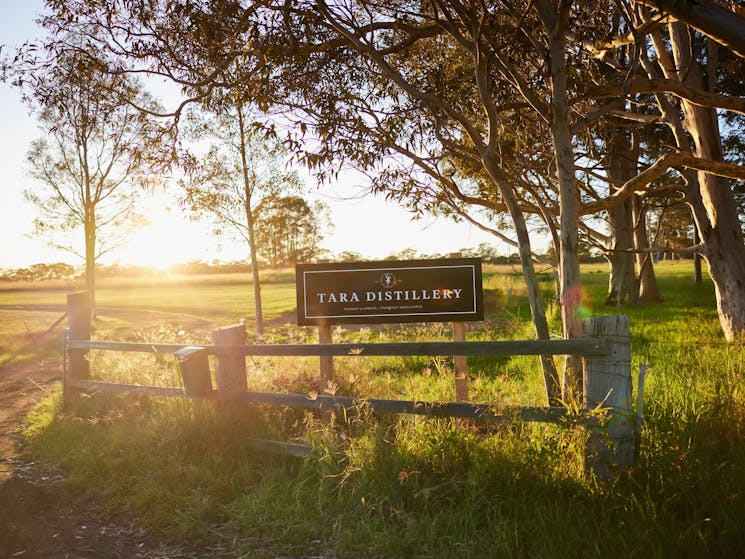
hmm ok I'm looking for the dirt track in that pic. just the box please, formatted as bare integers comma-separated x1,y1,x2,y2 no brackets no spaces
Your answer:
0,358,184,558
0,301,282,559
2,357,293,559
0,301,334,558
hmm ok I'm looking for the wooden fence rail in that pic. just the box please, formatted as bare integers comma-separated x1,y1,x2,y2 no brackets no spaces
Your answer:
62,291,635,472
64,338,609,425
65,377,576,423
67,339,611,357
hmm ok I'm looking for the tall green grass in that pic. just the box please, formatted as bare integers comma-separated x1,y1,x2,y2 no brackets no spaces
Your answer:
20,261,745,557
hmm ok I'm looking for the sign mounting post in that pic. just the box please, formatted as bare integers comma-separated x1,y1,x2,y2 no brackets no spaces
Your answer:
296,258,483,399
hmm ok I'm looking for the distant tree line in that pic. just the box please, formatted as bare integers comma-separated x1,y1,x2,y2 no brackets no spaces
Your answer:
0,262,77,282
0,246,557,283
8,238,707,283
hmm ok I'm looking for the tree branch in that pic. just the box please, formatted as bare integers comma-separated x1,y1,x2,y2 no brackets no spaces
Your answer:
633,0,745,59
588,77,745,116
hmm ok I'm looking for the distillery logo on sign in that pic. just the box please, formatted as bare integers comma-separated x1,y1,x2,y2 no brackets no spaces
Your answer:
296,258,483,325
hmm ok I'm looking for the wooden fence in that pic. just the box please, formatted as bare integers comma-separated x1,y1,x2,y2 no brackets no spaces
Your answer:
62,291,635,471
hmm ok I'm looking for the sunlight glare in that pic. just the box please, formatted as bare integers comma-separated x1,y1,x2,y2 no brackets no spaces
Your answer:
113,203,215,269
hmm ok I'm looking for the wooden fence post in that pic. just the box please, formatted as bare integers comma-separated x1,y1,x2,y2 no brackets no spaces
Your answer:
319,323,335,391
583,315,633,475
452,322,469,402
212,324,248,398
448,252,469,402
64,291,91,407
175,346,212,397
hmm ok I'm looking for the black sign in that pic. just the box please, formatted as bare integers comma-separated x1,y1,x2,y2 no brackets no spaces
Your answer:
296,258,483,325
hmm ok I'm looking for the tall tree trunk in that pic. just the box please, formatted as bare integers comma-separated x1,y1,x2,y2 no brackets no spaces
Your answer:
633,195,661,303
536,0,583,399
505,192,561,406
693,222,703,285
698,217,745,339
670,25,745,340
246,214,264,340
84,210,97,312
483,160,561,406
605,198,637,306
238,104,264,341
604,132,638,306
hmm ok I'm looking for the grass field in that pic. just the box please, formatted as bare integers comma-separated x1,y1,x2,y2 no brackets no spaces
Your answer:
0,270,298,325
7,261,745,557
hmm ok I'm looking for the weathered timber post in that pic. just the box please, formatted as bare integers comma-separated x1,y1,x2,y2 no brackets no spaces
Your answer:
583,315,633,475
175,346,212,397
212,324,248,397
319,323,335,391
64,291,91,408
314,257,335,391
452,322,469,402
449,252,469,401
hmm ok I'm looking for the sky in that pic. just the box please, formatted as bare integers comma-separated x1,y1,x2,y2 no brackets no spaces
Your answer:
0,1,505,270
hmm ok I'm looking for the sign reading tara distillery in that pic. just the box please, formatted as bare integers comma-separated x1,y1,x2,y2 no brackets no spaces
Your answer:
296,258,483,326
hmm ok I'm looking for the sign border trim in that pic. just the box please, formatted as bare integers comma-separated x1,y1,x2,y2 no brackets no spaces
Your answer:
299,262,481,322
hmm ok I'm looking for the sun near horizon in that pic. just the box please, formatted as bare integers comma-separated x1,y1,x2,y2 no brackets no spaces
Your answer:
103,194,255,271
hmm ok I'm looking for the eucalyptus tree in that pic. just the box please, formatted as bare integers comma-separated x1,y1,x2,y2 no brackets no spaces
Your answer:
626,6,745,340
182,98,304,340
576,116,667,306
10,46,165,307
558,3,745,339
632,194,661,302
33,0,564,401
602,128,641,306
